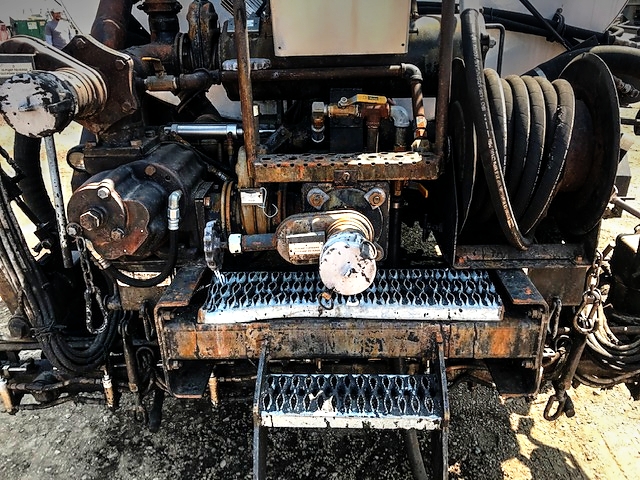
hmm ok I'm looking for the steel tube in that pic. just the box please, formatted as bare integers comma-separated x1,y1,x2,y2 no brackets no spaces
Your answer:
434,0,456,156
44,136,72,269
221,65,405,83
611,195,640,219
234,0,258,172
165,123,243,138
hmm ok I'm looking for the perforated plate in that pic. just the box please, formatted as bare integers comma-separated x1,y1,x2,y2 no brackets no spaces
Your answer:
259,373,444,430
198,269,503,323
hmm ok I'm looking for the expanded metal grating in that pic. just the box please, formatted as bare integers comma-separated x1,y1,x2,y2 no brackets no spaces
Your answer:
198,269,503,323
259,373,444,430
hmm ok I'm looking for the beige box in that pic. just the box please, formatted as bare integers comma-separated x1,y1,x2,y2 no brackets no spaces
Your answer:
270,0,411,57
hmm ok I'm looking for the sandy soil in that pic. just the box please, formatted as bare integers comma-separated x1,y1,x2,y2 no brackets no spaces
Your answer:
0,120,639,479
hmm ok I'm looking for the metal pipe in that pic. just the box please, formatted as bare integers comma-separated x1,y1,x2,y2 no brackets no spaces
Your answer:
518,0,571,50
611,195,640,219
434,0,456,156
401,64,426,140
221,65,405,82
44,136,72,269
90,0,137,49
234,0,258,172
165,123,244,137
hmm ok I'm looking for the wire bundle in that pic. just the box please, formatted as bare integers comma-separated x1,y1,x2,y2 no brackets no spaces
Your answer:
0,163,118,374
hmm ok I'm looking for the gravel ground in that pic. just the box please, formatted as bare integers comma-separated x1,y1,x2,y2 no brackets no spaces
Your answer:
1,121,640,479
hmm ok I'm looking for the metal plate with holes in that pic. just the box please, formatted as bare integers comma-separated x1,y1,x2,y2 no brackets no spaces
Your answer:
252,151,440,183
198,269,503,323
259,373,444,430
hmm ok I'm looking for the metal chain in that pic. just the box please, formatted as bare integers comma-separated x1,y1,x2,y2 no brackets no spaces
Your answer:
544,252,604,421
76,237,109,335
572,252,603,335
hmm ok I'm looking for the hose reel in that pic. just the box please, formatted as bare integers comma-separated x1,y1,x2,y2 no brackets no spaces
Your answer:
450,52,620,244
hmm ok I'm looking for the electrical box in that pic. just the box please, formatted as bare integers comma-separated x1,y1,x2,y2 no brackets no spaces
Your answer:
270,0,411,57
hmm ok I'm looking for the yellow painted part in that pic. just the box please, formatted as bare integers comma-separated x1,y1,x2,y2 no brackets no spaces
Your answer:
347,94,388,105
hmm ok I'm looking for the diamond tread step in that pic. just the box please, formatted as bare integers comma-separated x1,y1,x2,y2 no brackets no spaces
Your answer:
199,269,503,323
258,373,445,430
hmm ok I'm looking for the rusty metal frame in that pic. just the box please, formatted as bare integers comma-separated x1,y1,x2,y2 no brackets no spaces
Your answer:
253,151,441,183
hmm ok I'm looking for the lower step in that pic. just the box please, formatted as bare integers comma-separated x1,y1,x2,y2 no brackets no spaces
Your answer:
258,373,445,430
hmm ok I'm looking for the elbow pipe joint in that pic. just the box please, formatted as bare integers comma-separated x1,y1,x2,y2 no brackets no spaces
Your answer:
400,63,423,82
168,190,183,231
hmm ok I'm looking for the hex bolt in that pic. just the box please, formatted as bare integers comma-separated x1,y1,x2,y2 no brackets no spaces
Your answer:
114,59,127,70
97,186,111,199
309,193,325,208
66,223,81,237
121,101,133,113
306,188,329,209
110,228,125,241
144,165,157,176
79,209,103,231
75,37,87,49
342,172,351,182
364,187,387,208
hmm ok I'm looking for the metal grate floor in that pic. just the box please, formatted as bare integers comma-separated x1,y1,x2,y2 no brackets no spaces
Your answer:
258,373,444,430
199,269,503,323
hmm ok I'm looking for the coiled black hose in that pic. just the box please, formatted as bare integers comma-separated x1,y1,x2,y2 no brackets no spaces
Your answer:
105,230,178,288
460,6,578,243
0,161,118,374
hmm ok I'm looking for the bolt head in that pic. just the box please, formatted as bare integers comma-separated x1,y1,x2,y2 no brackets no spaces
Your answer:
110,228,125,241
114,59,127,70
97,186,111,199
79,210,103,231
66,223,81,237
144,165,157,176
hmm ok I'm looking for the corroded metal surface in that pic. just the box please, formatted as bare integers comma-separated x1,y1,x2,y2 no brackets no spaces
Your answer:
252,151,441,183
198,269,503,323
259,373,444,430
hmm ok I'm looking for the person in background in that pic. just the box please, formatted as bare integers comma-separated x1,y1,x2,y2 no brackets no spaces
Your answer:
45,10,73,49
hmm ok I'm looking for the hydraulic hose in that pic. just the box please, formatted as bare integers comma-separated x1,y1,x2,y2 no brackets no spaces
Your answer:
460,2,531,250
105,230,178,288
13,134,56,226
0,160,118,374
526,45,640,81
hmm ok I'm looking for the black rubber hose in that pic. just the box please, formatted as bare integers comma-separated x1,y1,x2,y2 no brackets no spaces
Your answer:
504,75,530,198
13,134,56,225
526,45,640,81
519,79,574,234
513,76,546,219
105,231,178,288
0,165,118,373
461,6,530,250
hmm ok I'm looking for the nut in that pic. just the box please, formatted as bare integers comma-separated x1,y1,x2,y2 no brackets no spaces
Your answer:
364,187,387,208
97,186,111,199
66,223,81,237
79,210,103,231
110,228,125,241
306,188,329,209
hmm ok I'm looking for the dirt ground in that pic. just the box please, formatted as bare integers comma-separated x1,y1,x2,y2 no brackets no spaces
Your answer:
0,119,640,479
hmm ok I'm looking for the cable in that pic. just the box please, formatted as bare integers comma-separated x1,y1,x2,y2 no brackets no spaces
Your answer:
105,231,178,288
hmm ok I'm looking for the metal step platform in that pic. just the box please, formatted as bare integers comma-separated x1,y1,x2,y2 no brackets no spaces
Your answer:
252,340,450,479
199,268,503,324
